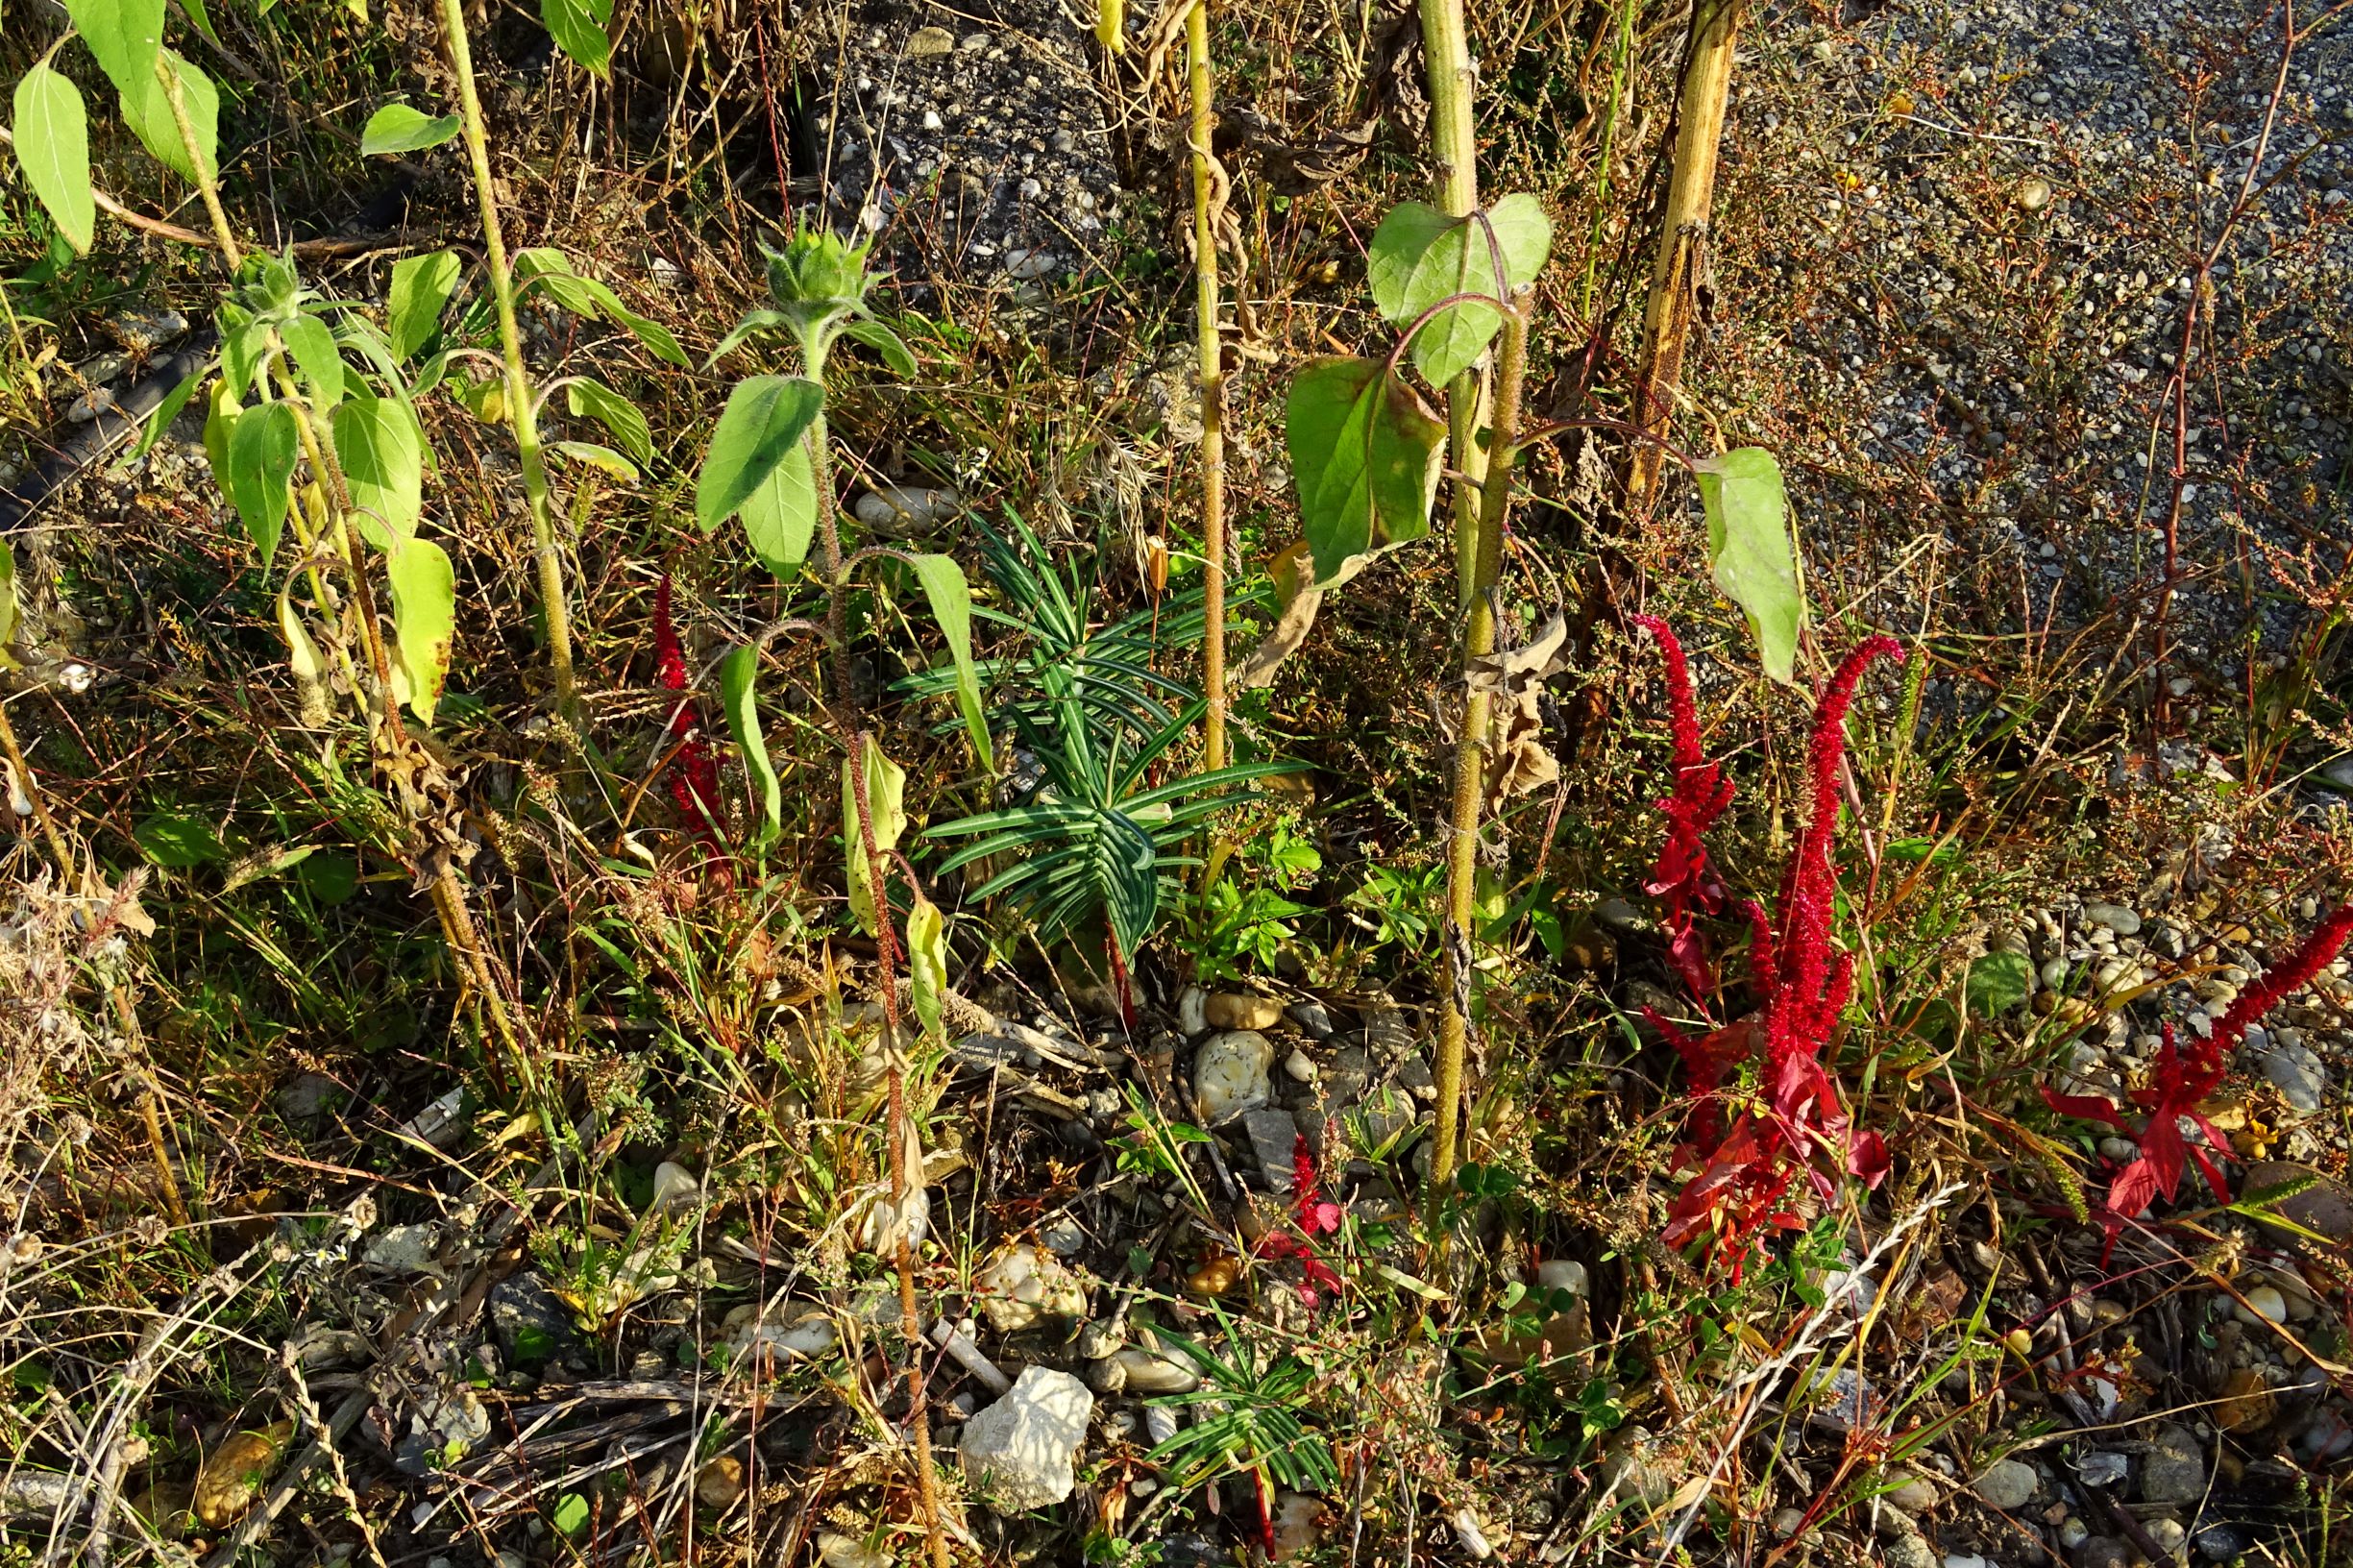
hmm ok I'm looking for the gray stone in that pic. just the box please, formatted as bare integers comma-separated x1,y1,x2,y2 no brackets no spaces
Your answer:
2075,1450,2130,1488
2194,1522,2250,1560
1973,1457,2038,1511
488,1274,582,1367
1242,1108,1300,1190
2084,902,2142,935
1287,1000,1336,1038
1882,1468,1939,1513
2076,1537,2131,1568
2139,1423,2206,1505
2253,1041,2327,1113
1882,1530,1938,1568
960,1366,1093,1509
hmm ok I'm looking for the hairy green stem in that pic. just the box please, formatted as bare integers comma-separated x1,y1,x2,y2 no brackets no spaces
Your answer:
1432,294,1531,1196
1416,0,1488,606
154,53,240,267
435,0,580,729
1187,0,1227,776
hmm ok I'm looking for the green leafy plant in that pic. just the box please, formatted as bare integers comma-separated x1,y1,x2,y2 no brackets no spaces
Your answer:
1189,817,1320,984
1143,1310,1340,1504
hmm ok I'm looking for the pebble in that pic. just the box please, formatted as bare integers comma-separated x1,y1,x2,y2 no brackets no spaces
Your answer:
2084,902,2142,935
959,1366,1094,1509
1945,1556,1990,1568
1177,986,1209,1037
2194,1522,2250,1560
971,1245,1088,1334
1882,1469,1939,1513
1284,1048,1318,1083
1192,1031,1274,1122
2241,1286,2289,1324
1243,1107,1302,1189
852,483,962,533
2059,1517,2090,1549
1536,1260,1589,1297
2138,1423,2205,1506
2253,1041,2327,1113
1773,1507,1807,1537
2075,1450,2129,1488
696,1456,745,1509
2076,1537,2132,1568
1112,1345,1201,1393
1287,1000,1336,1038
2146,1519,2187,1554
1972,1458,2038,1511
1206,992,1284,1031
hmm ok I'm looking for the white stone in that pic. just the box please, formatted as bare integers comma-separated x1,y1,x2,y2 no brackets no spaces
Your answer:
1177,985,1209,1038
1112,1344,1200,1393
1193,1031,1274,1122
2242,1286,2289,1323
959,1367,1093,1510
817,1532,891,1568
1284,1048,1318,1083
1536,1260,1589,1297
2084,901,2141,935
363,1224,442,1276
648,1161,703,1213
851,483,962,534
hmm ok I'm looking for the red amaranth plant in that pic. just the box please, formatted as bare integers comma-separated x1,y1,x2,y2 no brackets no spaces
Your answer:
1257,1135,1344,1307
653,575,726,858
1635,616,1734,999
2044,903,2353,1224
1646,633,1901,1278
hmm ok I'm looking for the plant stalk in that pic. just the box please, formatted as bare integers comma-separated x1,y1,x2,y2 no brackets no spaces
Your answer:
1623,0,1742,515
1415,0,1490,606
1432,294,1531,1195
807,413,947,1568
154,54,240,267
1187,0,1227,775
435,0,580,730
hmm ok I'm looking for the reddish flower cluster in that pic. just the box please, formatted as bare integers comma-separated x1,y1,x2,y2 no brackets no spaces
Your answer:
1256,1135,1343,1307
1645,633,1902,1279
1634,617,1735,999
2044,903,2353,1228
654,575,727,858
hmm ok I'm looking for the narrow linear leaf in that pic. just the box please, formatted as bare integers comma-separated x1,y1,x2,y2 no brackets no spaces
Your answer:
695,375,823,530
387,250,463,361
546,441,638,481
359,103,461,156
13,66,96,254
1696,447,1804,686
0,545,18,669
177,0,223,47
720,644,781,844
133,364,209,459
736,439,816,580
908,552,991,764
227,402,299,569
387,537,456,723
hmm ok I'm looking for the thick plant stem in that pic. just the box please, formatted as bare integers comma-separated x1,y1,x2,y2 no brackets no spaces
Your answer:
1187,0,1226,774
1624,0,1742,515
807,416,946,1568
1431,295,1532,1196
1415,0,1489,605
155,55,239,267
435,0,580,729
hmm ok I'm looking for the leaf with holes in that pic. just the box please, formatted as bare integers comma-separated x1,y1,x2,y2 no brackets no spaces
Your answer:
360,103,460,155
13,65,95,254
908,895,949,1039
1285,355,1445,588
1366,194,1551,386
696,376,823,530
227,402,298,569
720,644,780,844
1697,448,1803,686
843,734,907,938
388,538,456,723
387,250,462,361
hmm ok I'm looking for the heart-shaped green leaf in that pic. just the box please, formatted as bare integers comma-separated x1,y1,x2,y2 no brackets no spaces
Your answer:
696,375,823,530
1285,355,1445,588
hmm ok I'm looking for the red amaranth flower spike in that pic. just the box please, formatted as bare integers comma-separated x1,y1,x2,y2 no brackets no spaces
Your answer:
2045,904,2353,1227
1634,616,1735,998
653,575,727,856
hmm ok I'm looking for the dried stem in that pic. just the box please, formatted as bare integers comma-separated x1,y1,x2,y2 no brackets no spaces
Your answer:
1187,0,1228,775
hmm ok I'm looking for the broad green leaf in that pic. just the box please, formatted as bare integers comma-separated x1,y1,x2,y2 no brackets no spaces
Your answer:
0,546,17,668
540,0,613,79
695,376,823,530
217,305,265,399
1091,807,1160,960
387,250,462,361
514,249,688,367
1285,355,1445,588
839,318,918,378
842,733,906,937
546,441,638,481
134,811,226,867
565,378,652,465
1696,447,1804,686
119,50,217,184
13,66,95,254
359,103,461,156
720,644,780,844
387,537,456,723
907,896,948,1039
64,0,165,107
1366,194,1551,386
1965,951,2032,1017
279,314,344,411
333,392,425,549
551,1492,589,1538
736,440,816,581
133,364,208,459
227,402,298,569
908,552,990,763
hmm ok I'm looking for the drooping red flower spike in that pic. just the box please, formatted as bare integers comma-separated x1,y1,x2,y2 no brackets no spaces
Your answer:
1642,631,1904,1277
654,575,727,860
1634,616,1735,999
1256,1135,1344,1306
2045,903,2353,1231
